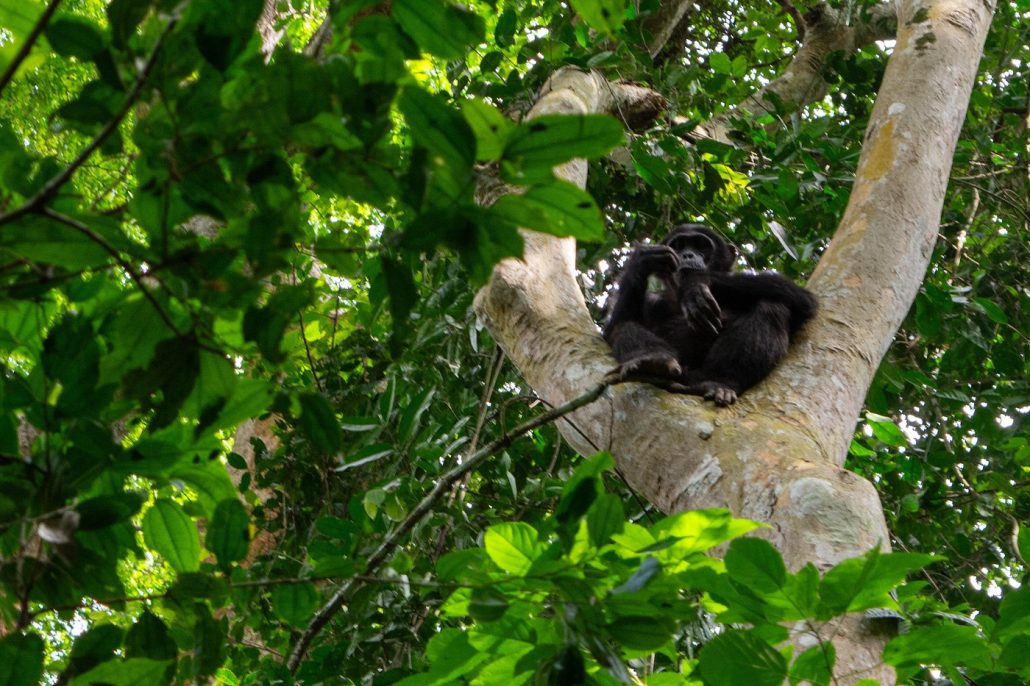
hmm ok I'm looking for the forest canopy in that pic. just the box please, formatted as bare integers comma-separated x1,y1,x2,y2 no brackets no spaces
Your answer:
0,0,1027,684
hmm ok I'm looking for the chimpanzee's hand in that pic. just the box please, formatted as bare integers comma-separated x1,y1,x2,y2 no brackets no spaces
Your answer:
681,283,722,336
627,245,679,276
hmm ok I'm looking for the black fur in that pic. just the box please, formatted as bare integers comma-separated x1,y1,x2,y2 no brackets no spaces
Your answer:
603,224,817,405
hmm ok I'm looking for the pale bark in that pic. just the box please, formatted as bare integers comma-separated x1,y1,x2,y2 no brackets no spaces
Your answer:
257,0,284,58
474,0,994,682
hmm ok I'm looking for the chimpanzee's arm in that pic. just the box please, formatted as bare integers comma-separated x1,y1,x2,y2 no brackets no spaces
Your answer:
709,272,817,332
603,246,678,337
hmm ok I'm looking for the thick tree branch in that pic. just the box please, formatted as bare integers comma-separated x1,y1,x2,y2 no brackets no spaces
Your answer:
474,2,994,681
695,2,897,142
753,0,996,464
641,0,695,57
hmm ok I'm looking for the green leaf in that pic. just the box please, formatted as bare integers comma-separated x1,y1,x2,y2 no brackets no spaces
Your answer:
101,295,175,381
461,220,524,287
864,413,907,447
124,612,176,661
191,604,225,678
731,54,748,78
883,624,992,671
996,585,1030,639
242,283,314,364
709,52,732,74
494,7,517,47
395,631,487,686
725,537,787,593
45,17,108,60
271,583,319,627
142,499,201,573
612,557,661,595
124,336,201,430
298,393,342,454
569,0,627,34
790,643,834,686
488,180,606,242
205,499,250,568
502,114,623,180
782,563,820,617
167,573,228,604
999,634,1030,670
393,0,485,59
468,586,508,621
76,493,145,531
437,549,484,582
461,99,513,161
484,522,543,574
818,550,934,616
607,616,676,651
67,624,123,675
973,297,1008,324
698,630,788,686
0,216,112,269
69,659,172,686
399,86,476,169
382,255,419,350
192,0,264,70
587,493,624,547
107,0,153,48
650,509,763,556
0,632,44,686
555,476,598,525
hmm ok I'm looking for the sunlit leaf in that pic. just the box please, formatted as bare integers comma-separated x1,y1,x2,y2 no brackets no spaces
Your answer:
142,499,201,573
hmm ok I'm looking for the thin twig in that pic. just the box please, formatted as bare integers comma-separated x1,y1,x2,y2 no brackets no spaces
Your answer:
0,0,65,97
286,378,614,672
0,17,177,228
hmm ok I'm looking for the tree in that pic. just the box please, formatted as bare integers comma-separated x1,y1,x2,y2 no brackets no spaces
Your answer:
0,1,1027,685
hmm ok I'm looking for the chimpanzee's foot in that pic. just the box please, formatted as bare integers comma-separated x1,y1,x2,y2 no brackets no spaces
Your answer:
614,352,682,380
670,380,738,406
700,382,737,406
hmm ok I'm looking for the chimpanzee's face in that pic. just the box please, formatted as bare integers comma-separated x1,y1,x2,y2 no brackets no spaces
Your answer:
665,227,716,271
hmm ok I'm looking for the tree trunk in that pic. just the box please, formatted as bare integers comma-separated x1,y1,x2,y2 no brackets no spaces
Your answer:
474,0,994,682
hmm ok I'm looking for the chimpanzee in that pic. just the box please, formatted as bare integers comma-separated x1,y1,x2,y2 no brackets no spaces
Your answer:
603,224,817,405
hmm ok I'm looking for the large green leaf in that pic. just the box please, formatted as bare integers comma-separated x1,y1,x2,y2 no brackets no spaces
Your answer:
488,181,606,242
69,659,171,686
789,643,835,686
142,499,201,573
606,616,676,651
501,114,623,181
461,99,513,162
271,583,319,627
205,499,250,568
0,633,44,686
569,0,627,34
883,624,992,672
698,630,788,686
818,549,934,617
45,17,108,60
298,392,343,454
399,86,476,170
0,217,112,269
725,537,787,593
484,522,544,574
393,0,485,59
